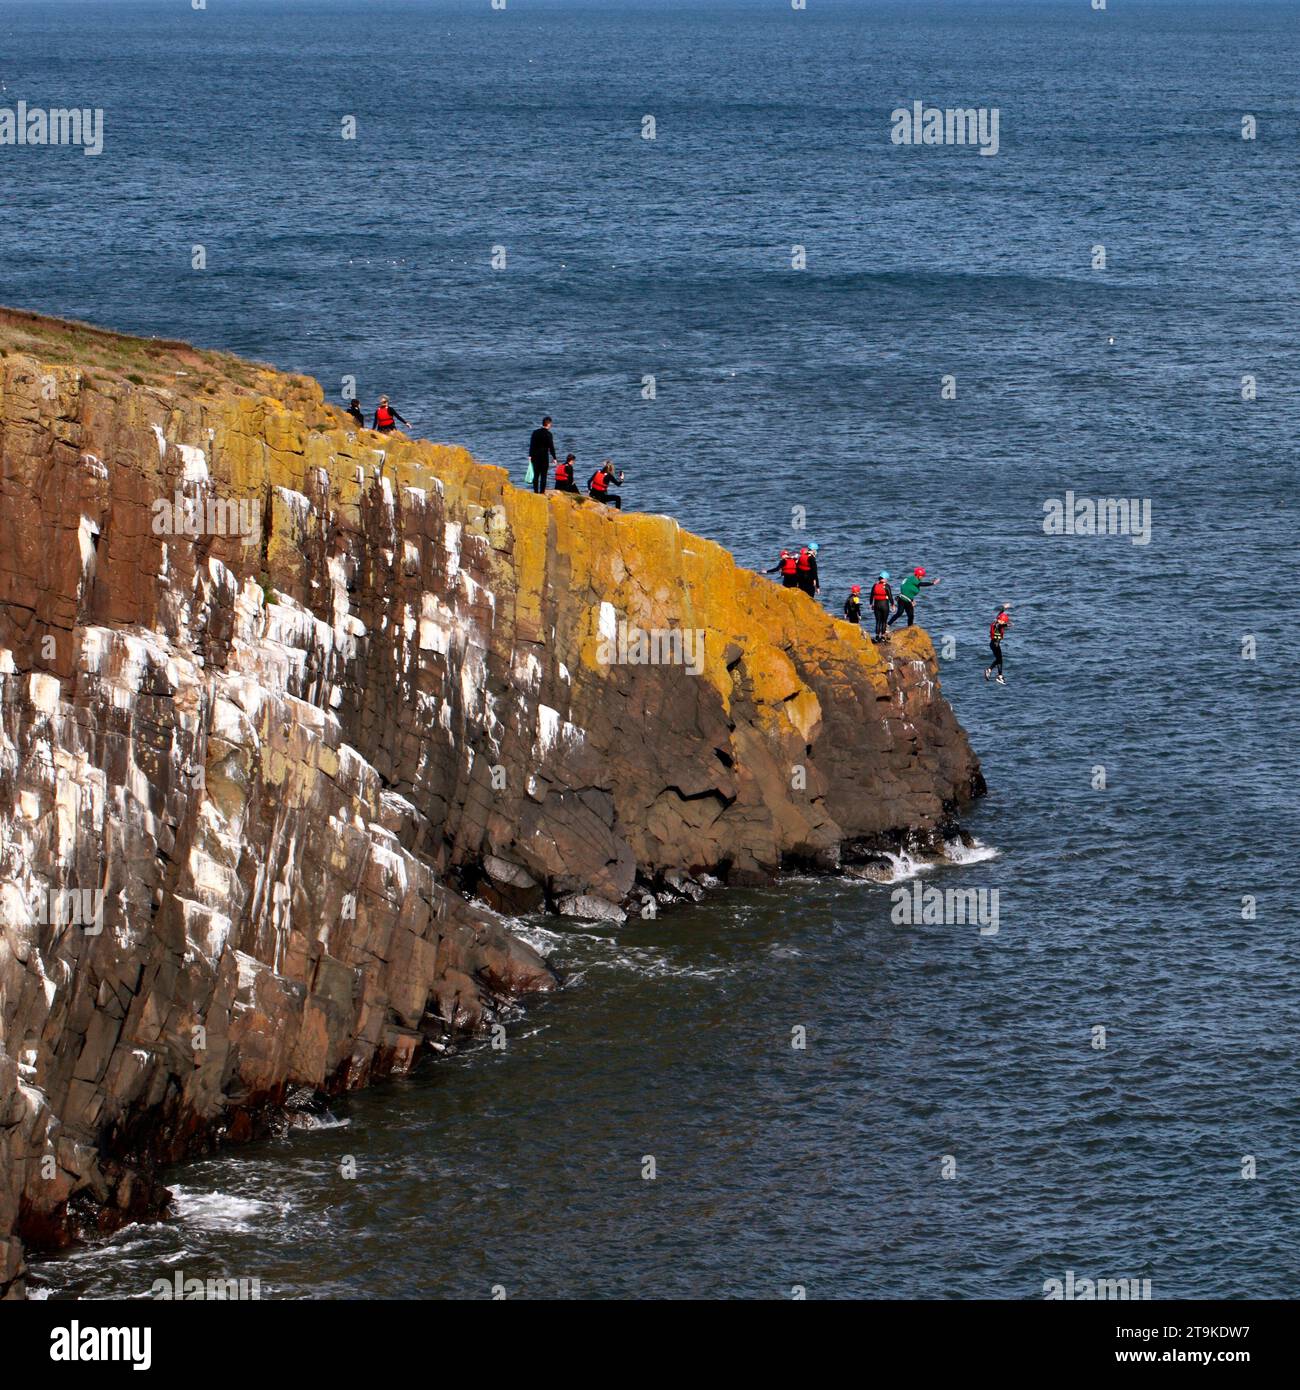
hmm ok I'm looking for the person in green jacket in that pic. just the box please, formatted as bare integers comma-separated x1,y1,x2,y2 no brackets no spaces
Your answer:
889,566,941,627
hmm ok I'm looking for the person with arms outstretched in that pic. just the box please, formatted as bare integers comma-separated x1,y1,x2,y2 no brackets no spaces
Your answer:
890,566,941,627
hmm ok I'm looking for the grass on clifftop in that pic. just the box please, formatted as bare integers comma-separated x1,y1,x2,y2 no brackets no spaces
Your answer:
0,304,307,405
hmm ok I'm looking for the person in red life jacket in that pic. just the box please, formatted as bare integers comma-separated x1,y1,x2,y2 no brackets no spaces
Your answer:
889,566,942,627
843,584,863,624
372,396,408,433
528,416,557,495
766,549,800,588
984,604,1012,684
588,459,625,508
346,398,365,429
795,541,820,597
554,453,580,494
869,571,895,641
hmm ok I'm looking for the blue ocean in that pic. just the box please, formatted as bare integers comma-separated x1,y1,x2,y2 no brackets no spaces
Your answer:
5,0,1298,1299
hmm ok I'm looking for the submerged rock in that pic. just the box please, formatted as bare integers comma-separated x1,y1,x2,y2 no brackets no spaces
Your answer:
0,308,983,1296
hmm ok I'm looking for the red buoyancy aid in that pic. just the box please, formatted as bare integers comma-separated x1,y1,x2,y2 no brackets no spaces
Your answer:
589,469,608,493
797,547,812,572
871,580,889,602
556,460,572,484
780,553,798,575
375,405,395,429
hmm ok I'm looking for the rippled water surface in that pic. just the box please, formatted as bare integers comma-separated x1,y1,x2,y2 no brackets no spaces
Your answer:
7,0,1298,1298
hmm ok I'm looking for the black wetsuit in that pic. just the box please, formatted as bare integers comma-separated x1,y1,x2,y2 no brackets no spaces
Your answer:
870,582,894,639
796,553,819,597
843,595,862,624
529,427,557,494
988,619,1008,675
554,463,579,494
346,405,364,429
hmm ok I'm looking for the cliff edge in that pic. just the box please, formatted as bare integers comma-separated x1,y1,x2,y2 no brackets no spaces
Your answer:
0,307,983,1296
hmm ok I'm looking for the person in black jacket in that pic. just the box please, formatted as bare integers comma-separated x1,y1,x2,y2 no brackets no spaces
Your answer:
346,398,365,429
528,416,557,494
869,572,895,641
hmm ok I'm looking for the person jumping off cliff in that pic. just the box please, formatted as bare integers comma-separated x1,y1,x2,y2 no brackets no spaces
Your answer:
588,460,625,508
767,549,800,588
870,572,894,641
843,584,863,624
527,415,557,494
346,398,364,429
890,566,942,627
796,542,820,597
554,453,580,494
373,396,408,433
984,604,1012,684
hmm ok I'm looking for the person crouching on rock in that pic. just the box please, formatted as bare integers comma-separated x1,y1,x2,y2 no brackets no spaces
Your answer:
588,460,624,508
869,572,894,642
843,584,863,624
796,542,820,597
890,566,941,628
346,398,365,429
985,603,1011,684
767,549,800,588
554,453,580,493
373,396,408,433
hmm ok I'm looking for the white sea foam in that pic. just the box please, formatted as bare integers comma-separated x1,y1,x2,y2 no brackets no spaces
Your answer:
169,1187,271,1232
942,837,1001,865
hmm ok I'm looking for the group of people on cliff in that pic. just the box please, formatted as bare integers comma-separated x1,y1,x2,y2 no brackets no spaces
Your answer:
346,396,408,433
347,402,1011,683
767,544,1012,683
526,416,626,509
768,546,944,644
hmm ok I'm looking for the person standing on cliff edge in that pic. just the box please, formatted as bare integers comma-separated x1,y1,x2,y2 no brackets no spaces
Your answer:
869,572,894,642
796,542,820,597
373,396,408,433
528,415,557,494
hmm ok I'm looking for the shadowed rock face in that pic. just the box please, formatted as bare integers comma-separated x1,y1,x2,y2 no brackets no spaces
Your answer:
0,308,983,1296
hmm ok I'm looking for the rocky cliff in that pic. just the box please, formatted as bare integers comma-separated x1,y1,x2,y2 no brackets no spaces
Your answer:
0,307,983,1297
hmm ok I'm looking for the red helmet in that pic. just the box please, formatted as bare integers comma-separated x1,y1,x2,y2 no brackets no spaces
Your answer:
851,584,861,594
914,567,926,576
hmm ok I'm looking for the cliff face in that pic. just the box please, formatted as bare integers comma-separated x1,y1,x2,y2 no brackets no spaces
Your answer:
0,308,982,1297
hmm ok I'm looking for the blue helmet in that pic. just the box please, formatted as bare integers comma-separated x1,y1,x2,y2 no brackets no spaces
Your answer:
809,542,819,553
879,570,890,580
